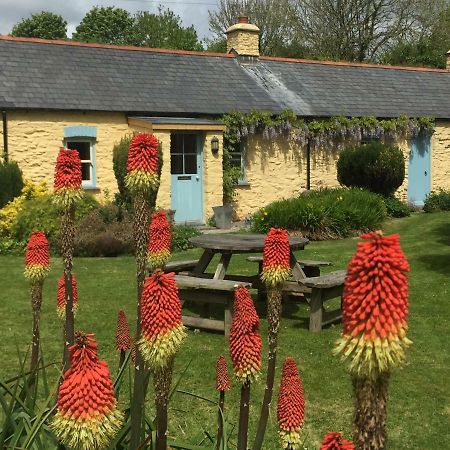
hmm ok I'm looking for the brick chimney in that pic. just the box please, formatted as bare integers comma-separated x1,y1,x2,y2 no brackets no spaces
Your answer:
225,16,260,57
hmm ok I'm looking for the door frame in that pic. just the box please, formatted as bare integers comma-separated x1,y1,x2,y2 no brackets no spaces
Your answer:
170,131,205,224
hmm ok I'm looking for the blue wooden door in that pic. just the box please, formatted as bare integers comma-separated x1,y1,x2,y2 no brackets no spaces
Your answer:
170,133,204,223
408,134,431,207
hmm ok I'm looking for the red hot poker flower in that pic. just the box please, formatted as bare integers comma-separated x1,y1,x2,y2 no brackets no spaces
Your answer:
116,309,131,351
277,358,305,450
261,228,291,287
125,133,159,192
334,232,412,376
148,210,171,271
320,432,355,450
51,332,123,450
54,148,82,207
216,356,231,392
139,270,186,370
24,231,50,282
229,287,262,383
56,274,78,320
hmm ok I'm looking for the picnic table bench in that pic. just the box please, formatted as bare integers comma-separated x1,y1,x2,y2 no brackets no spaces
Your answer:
247,255,345,332
174,275,251,336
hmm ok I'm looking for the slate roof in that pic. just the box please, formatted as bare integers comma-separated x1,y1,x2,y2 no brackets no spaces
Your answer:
1,36,450,119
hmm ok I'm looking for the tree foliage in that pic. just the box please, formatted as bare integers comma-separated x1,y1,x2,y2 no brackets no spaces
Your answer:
208,0,297,56
11,11,67,40
73,6,134,45
132,7,203,51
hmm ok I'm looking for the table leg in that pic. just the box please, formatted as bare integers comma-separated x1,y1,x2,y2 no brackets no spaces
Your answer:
193,250,215,276
290,250,307,280
213,253,232,280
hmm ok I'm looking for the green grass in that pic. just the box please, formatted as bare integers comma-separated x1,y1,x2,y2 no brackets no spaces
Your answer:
1,212,450,448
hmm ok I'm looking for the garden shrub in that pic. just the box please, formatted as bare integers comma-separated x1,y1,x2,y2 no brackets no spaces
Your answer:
251,188,387,239
0,159,24,208
112,135,133,210
171,225,201,251
383,196,411,218
0,180,48,239
337,141,405,196
12,193,99,251
423,189,450,212
74,206,134,257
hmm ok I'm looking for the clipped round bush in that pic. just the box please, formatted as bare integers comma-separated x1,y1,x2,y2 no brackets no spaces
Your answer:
0,160,24,208
251,188,387,239
337,141,405,196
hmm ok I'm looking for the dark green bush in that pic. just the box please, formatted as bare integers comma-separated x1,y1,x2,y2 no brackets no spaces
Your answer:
112,135,133,209
423,189,450,212
251,188,387,239
337,141,405,196
12,193,99,251
171,225,201,251
0,160,24,208
383,196,411,218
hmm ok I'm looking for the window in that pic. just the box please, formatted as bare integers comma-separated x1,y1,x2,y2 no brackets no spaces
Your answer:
64,126,97,189
229,138,247,184
170,133,198,175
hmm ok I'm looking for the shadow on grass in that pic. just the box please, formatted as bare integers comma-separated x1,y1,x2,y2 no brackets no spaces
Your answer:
428,220,450,246
418,253,450,275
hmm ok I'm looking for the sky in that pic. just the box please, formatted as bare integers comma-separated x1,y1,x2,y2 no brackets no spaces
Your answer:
0,0,219,41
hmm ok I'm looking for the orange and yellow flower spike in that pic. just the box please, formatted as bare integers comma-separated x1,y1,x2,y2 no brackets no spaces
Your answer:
116,309,131,352
277,358,305,450
24,231,50,282
51,332,123,450
229,287,262,383
320,432,355,450
147,210,171,271
334,232,412,377
53,148,82,208
125,133,159,192
261,227,291,287
216,355,231,392
139,270,186,370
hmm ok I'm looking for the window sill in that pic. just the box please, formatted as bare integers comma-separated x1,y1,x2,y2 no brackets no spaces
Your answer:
236,180,250,187
82,185,100,192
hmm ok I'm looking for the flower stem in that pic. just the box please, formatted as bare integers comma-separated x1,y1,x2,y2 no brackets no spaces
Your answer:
237,380,251,450
216,390,225,450
353,372,389,450
253,288,282,450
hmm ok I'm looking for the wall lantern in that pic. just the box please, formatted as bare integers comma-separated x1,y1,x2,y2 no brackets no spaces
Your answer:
211,136,219,154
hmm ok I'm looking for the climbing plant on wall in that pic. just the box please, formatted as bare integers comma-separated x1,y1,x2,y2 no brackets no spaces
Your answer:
222,109,435,202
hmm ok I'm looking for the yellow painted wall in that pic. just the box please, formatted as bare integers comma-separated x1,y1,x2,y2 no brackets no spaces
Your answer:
432,123,450,191
1,111,223,222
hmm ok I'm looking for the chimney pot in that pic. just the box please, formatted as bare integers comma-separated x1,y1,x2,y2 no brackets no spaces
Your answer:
238,16,249,24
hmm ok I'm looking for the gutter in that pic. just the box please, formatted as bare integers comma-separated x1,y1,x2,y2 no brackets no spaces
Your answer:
2,110,7,162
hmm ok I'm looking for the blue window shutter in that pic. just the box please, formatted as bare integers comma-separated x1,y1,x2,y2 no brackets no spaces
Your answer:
64,126,97,139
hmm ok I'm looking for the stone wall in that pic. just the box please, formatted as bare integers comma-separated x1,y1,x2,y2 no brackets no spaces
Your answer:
432,122,450,191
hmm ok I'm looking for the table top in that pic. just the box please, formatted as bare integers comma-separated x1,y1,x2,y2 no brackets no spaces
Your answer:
189,233,309,252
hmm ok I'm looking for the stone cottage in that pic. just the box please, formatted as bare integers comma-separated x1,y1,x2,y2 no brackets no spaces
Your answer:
1,17,450,222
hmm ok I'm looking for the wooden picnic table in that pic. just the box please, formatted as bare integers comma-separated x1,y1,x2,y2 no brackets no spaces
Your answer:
188,233,309,282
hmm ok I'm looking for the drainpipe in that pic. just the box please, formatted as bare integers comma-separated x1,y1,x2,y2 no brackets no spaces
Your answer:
306,138,311,190
2,110,8,162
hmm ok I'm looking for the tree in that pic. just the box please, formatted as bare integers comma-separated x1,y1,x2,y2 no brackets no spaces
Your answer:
132,7,203,51
208,0,297,56
11,11,67,40
292,0,429,62
73,6,134,45
382,1,450,68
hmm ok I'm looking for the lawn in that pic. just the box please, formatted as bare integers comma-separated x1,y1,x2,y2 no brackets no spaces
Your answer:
1,212,449,449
